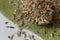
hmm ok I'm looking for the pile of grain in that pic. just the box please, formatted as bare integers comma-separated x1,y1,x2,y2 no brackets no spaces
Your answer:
14,0,60,25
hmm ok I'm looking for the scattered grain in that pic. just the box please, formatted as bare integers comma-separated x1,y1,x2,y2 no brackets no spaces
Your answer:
24,38,28,40
5,22,8,24
24,34,27,38
32,35,34,38
8,34,14,40
22,31,26,34
16,31,21,37
6,26,14,29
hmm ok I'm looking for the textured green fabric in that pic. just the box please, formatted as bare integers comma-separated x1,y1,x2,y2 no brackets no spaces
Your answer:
0,0,60,40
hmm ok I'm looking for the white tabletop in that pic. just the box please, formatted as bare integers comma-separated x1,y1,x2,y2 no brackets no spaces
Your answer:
0,12,43,40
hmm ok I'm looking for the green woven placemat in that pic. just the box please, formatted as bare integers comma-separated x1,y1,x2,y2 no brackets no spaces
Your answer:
0,0,60,40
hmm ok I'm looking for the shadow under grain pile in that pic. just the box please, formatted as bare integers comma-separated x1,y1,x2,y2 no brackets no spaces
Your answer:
14,0,60,26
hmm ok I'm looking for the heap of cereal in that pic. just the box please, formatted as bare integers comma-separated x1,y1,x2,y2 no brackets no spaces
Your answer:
14,0,60,25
